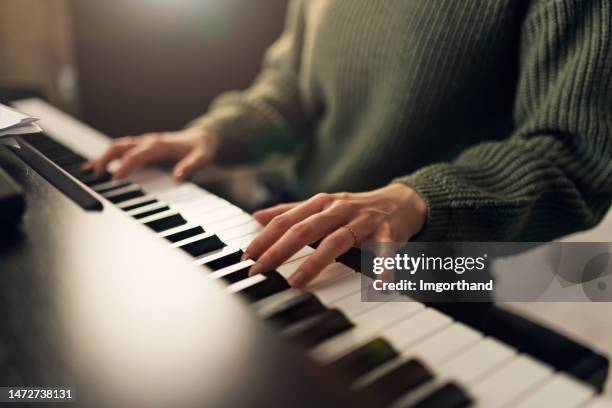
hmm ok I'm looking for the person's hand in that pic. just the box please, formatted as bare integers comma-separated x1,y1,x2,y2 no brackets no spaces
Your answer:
83,127,220,181
244,183,427,289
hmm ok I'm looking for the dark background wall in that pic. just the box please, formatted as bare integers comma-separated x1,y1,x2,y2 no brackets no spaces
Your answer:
70,0,286,137
1,1,287,137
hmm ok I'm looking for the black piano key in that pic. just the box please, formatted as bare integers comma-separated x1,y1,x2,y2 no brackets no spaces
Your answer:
204,250,244,271
63,163,93,177
80,172,112,186
144,213,187,232
239,272,291,303
39,145,74,158
355,359,433,406
20,133,50,147
282,309,353,348
106,189,145,203
53,153,86,167
120,198,158,212
133,205,170,219
219,265,251,284
481,306,610,390
179,235,225,257
326,338,398,384
22,137,65,153
264,293,326,327
164,225,205,243
94,180,131,194
412,383,471,408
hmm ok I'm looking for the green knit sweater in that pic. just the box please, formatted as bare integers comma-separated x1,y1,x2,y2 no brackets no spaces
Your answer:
193,0,612,241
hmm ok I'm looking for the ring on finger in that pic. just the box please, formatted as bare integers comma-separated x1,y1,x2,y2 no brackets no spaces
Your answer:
342,225,360,246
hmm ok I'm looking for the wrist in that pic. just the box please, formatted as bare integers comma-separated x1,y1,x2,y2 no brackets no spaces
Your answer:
187,126,220,151
385,183,428,237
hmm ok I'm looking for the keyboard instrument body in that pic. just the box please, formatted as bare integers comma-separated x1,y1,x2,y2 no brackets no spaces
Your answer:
0,103,357,407
1,98,610,407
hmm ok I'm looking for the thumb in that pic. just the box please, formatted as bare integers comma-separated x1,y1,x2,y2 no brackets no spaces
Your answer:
172,147,210,181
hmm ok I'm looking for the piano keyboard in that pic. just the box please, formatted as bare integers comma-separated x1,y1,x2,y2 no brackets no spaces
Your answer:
12,98,611,408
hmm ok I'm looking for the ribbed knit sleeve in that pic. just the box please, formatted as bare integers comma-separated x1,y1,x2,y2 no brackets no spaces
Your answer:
396,0,612,241
189,0,306,164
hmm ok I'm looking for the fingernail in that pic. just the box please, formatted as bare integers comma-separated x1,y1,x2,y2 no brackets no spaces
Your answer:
249,262,264,276
240,252,251,262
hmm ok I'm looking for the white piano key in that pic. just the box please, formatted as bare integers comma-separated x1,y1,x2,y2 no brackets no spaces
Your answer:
209,260,255,280
158,223,203,239
189,206,242,224
277,256,316,279
469,355,553,408
353,321,483,405
254,264,364,320
192,246,243,267
513,373,595,408
332,289,399,318
584,398,612,408
126,201,168,217
176,197,229,215
381,307,453,353
91,179,130,192
180,200,235,220
226,273,267,294
137,209,179,225
435,337,517,386
155,184,209,203
172,196,229,214
206,212,254,232
405,323,482,366
276,260,355,298
287,246,315,262
310,302,425,363
129,169,182,193
227,232,259,249
352,301,425,328
311,272,365,304
101,183,141,198
117,194,157,210
169,232,214,249
217,220,262,241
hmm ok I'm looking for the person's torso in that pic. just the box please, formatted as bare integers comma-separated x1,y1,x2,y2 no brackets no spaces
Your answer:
294,0,530,197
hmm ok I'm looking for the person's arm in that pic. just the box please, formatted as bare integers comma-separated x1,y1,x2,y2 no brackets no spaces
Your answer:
396,0,612,241
190,0,308,164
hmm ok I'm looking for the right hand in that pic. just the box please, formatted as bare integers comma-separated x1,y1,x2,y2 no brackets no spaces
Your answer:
84,127,220,181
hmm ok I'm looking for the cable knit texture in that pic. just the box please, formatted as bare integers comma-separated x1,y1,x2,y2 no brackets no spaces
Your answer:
191,0,612,241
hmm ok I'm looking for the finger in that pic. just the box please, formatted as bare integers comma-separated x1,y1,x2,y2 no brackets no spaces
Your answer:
112,145,160,179
243,193,335,261
89,138,136,175
172,147,211,181
289,219,375,289
248,211,345,276
252,202,300,226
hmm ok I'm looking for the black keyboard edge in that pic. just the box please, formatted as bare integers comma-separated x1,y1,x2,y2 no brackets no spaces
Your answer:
10,138,103,211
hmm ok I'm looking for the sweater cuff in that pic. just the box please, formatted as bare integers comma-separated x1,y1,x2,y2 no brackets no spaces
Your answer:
188,105,255,164
393,164,457,241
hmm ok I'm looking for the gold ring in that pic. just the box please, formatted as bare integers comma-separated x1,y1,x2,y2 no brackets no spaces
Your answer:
343,226,359,246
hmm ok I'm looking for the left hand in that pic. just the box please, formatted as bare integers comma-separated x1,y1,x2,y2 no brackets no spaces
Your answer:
244,183,427,289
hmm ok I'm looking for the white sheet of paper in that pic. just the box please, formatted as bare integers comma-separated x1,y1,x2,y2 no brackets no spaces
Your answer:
0,103,41,137
0,122,42,137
